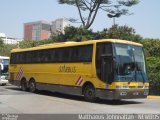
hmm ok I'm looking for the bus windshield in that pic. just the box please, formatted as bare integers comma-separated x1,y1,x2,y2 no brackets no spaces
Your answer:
114,43,148,82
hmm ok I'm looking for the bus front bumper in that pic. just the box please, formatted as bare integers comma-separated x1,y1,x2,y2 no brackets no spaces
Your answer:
96,89,149,100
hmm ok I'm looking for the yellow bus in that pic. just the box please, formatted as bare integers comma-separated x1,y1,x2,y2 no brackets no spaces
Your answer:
9,39,149,102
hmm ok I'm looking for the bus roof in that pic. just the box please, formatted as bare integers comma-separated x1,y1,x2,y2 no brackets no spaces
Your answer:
11,39,143,53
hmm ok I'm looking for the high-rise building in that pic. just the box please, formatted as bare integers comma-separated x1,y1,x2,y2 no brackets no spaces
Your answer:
24,21,51,40
51,18,68,35
0,33,22,45
24,19,69,41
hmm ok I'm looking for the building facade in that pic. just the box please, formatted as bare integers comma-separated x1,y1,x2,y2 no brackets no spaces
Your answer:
24,19,69,41
24,21,51,40
51,18,68,35
0,33,22,45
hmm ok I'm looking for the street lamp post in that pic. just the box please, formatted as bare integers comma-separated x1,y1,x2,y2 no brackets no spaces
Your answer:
107,13,121,26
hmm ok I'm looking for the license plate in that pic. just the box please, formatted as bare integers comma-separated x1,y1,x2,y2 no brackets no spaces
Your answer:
133,92,139,95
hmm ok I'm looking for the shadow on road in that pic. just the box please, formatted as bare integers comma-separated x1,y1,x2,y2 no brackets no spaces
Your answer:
5,86,143,105
2,85,30,95
5,86,21,91
36,90,143,105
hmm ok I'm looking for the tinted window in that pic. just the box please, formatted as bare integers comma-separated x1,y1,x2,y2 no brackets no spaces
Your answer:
71,45,93,62
96,42,113,80
10,44,93,64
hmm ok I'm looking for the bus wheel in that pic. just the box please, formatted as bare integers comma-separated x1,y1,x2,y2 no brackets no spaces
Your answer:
29,80,36,93
21,79,27,91
84,85,96,102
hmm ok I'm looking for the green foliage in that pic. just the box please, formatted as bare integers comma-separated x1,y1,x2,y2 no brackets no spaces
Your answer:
50,26,95,42
19,39,56,48
146,56,160,95
0,44,17,56
93,29,108,40
0,38,4,47
140,38,160,57
90,24,142,41
64,26,94,41
140,39,160,94
146,57,160,84
104,24,142,41
19,40,37,48
34,39,55,46
49,25,142,42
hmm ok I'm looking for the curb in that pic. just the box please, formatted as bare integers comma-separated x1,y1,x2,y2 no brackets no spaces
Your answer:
147,96,160,99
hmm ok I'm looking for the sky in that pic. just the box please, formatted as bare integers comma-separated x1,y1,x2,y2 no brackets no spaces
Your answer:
0,0,160,39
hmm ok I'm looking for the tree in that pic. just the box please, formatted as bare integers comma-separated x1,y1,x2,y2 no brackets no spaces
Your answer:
50,26,95,42
0,44,17,56
93,29,108,39
19,40,36,48
0,38,4,47
105,24,142,41
140,39,160,57
58,0,139,29
140,39,160,95
92,24,142,41
49,25,142,42
106,0,139,25
64,26,94,41
146,56,160,95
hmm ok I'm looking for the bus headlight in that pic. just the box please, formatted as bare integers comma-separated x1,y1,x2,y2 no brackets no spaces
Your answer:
144,86,149,89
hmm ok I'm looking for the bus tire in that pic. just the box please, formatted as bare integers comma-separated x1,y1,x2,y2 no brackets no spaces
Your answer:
21,79,27,91
29,79,36,93
83,84,96,102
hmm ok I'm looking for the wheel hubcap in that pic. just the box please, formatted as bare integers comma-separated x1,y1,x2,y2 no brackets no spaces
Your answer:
30,83,35,91
88,91,92,96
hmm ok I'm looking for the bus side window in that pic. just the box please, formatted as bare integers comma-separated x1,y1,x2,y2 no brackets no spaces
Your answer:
10,54,14,64
71,46,79,62
50,49,56,62
70,45,93,62
78,45,93,62
62,48,71,62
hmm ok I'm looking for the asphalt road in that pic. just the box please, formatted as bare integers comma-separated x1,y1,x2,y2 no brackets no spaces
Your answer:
0,85,160,114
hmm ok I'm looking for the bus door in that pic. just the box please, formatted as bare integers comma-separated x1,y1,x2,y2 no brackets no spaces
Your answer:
101,55,113,84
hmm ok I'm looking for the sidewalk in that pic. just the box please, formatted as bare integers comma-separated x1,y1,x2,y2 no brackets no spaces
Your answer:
147,95,160,99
